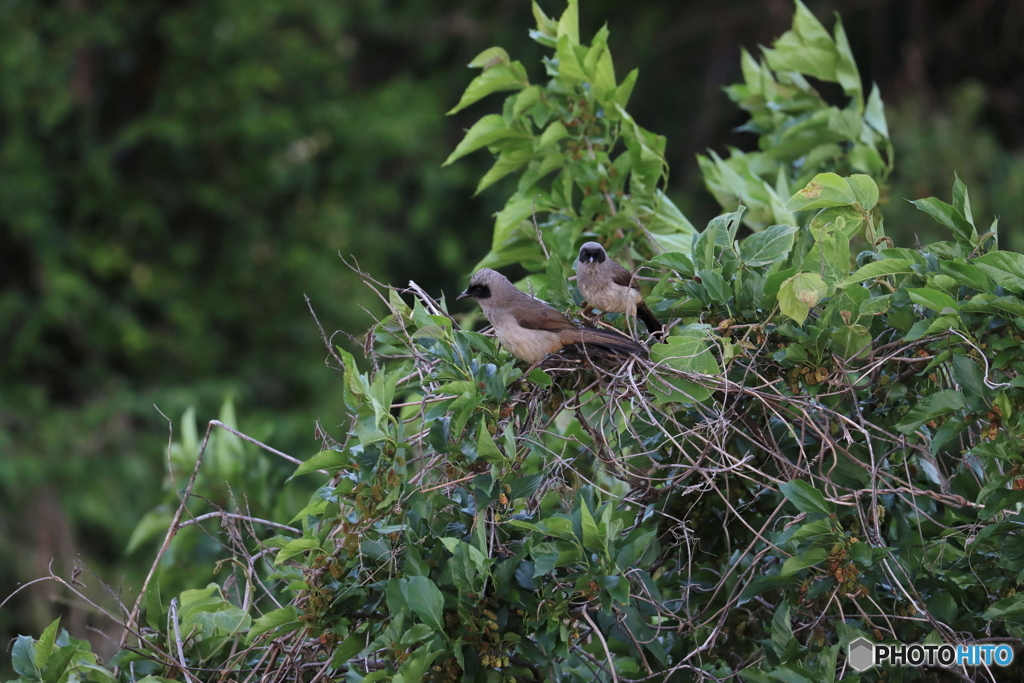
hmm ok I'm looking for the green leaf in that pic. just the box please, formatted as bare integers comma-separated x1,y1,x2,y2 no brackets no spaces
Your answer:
538,120,568,148
512,85,542,115
959,294,1024,318
528,367,552,387
864,83,889,138
556,0,579,44
940,261,994,293
858,294,891,316
780,480,834,515
911,196,976,245
650,327,721,403
555,34,586,82
838,259,915,288
803,223,850,286
973,252,1024,293
331,634,366,668
12,635,38,678
907,288,959,313
766,667,817,683
740,224,798,267
143,577,165,630
780,547,828,577
399,646,443,683
846,174,878,211
832,16,861,104
896,390,969,434
785,173,856,212
467,47,510,69
42,644,82,683
476,420,504,464
290,449,349,479
475,147,535,194
762,1,837,83
577,500,603,551
613,68,639,109
73,662,117,683
447,65,528,115
443,115,531,166
531,1,556,38
831,324,871,359
771,601,795,654
778,272,827,324
248,606,302,643
699,269,730,303
337,346,368,413
646,251,694,276
952,173,975,228
740,668,772,683
590,40,617,99
35,618,60,669
982,593,1024,621
406,576,445,632
275,537,322,565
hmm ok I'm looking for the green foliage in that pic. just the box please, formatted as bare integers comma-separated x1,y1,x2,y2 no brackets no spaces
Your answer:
446,0,694,273
0,0,498,656
8,2,1024,683
698,0,892,233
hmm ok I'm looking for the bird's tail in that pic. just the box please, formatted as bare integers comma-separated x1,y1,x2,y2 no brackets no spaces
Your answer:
636,302,664,341
565,327,649,360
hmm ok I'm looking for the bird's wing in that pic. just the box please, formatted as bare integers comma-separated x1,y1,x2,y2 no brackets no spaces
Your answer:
511,299,576,331
609,261,641,291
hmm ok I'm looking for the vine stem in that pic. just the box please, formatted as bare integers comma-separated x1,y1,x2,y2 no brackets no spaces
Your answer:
581,607,618,683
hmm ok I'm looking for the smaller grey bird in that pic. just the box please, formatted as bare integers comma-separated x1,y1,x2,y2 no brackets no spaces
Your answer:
576,242,662,336
457,268,647,364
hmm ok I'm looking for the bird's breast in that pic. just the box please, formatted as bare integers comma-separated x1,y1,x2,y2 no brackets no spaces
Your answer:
581,279,642,314
491,319,563,364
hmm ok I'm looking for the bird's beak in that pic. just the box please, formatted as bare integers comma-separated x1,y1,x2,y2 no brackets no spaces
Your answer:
457,290,469,300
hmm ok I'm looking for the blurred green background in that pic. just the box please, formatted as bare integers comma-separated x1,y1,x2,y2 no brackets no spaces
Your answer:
2,0,1022,669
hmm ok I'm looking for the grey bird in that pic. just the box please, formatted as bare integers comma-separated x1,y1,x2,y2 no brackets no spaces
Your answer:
576,242,662,336
457,268,647,364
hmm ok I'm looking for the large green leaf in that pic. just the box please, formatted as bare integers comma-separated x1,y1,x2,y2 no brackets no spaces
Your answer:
248,606,302,643
778,272,827,324
845,174,878,210
906,288,958,313
784,173,856,212
11,635,38,678
443,115,531,166
406,576,445,632
973,252,1024,293
290,449,349,479
34,618,60,669
911,196,976,245
896,390,969,434
837,259,915,288
780,480,834,515
649,326,721,403
831,324,871,359
447,64,529,115
781,547,828,577
740,224,798,267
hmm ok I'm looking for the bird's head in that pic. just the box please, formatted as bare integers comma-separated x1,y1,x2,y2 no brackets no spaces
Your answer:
457,268,504,301
578,241,607,265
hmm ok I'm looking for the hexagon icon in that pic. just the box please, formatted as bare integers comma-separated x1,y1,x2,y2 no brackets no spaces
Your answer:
848,638,874,672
